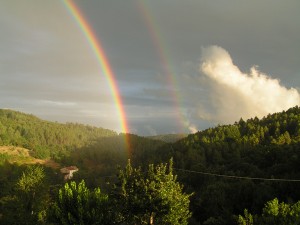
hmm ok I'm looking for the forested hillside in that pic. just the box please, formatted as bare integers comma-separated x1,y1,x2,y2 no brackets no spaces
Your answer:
154,106,300,224
0,109,118,160
1,107,300,224
0,109,166,187
147,133,188,143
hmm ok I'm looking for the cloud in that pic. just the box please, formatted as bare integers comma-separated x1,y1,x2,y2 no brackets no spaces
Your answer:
188,125,198,134
199,45,300,123
37,100,77,107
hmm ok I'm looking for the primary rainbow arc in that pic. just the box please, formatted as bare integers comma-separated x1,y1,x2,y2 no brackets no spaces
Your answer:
62,0,130,148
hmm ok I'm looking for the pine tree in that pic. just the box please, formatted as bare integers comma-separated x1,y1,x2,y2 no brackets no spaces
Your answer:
113,159,192,225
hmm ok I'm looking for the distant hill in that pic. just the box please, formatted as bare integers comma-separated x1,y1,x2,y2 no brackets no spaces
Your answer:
158,106,300,173
147,133,188,143
0,109,117,160
180,105,300,148
0,109,166,177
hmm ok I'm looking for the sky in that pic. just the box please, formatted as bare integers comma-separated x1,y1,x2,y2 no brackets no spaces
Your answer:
0,0,299,136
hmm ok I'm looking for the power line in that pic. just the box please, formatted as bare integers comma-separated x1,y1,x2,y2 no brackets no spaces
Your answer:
173,168,300,182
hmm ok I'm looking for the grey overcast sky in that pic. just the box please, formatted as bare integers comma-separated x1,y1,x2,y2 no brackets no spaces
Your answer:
1,0,299,135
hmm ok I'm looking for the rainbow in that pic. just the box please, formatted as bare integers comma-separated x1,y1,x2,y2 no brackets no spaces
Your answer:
62,0,131,149
135,1,195,133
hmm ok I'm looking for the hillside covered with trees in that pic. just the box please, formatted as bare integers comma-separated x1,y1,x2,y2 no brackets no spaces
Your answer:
1,106,300,224
0,109,118,160
155,106,300,224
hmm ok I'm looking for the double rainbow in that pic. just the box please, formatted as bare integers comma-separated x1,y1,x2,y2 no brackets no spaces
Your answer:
62,0,130,148
62,0,195,144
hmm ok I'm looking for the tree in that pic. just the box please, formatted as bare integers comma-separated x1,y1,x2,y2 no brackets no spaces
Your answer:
237,198,300,225
261,198,300,225
15,165,47,225
113,159,192,225
237,209,254,225
51,180,111,225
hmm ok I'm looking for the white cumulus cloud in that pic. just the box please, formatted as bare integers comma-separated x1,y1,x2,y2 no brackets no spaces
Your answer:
199,45,300,123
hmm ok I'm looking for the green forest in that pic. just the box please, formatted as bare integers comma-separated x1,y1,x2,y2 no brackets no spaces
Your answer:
1,107,300,224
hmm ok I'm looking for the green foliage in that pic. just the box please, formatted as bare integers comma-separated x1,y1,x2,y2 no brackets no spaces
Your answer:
2,107,300,224
237,209,254,225
51,180,111,225
16,166,47,223
0,165,48,225
0,152,12,164
238,198,300,225
153,106,300,224
0,109,166,188
179,106,300,151
51,162,191,225
114,159,192,225
148,133,188,143
261,198,300,225
0,109,117,160
17,165,45,193
66,133,165,189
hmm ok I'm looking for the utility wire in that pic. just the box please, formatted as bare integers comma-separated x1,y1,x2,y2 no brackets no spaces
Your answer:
173,168,300,182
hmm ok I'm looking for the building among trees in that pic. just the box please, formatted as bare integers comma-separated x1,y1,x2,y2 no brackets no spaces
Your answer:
60,166,78,180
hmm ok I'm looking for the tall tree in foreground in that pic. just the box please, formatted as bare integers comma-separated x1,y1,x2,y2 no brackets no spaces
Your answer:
51,180,111,225
16,165,47,225
114,159,192,225
0,165,47,225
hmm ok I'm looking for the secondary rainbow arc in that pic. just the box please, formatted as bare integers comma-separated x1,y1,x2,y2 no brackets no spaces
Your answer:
136,0,191,133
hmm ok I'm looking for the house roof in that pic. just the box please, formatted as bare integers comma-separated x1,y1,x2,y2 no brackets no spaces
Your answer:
60,166,79,174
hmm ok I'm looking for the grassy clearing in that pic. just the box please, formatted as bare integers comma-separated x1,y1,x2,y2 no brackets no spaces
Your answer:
0,146,60,169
